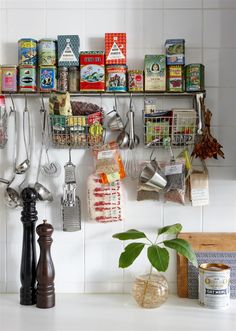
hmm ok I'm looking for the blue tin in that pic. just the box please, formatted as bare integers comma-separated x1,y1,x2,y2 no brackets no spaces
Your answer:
18,38,37,66
39,66,57,92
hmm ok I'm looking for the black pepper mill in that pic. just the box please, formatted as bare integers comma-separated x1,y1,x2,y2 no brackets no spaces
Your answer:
20,187,38,305
36,220,55,309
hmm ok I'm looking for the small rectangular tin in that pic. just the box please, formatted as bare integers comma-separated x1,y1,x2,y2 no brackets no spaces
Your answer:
57,35,80,67
39,66,57,92
19,65,36,92
128,70,143,92
165,39,185,65
80,51,105,91
145,55,166,91
185,63,205,92
106,65,127,92
105,33,126,65
167,65,184,92
18,38,37,66
1,65,17,92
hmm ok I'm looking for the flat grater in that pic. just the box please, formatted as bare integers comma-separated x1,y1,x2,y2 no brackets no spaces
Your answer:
61,149,81,231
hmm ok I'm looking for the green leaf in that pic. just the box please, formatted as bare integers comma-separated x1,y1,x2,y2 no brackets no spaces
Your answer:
113,229,147,241
119,243,145,268
163,238,198,267
147,245,169,272
158,223,183,236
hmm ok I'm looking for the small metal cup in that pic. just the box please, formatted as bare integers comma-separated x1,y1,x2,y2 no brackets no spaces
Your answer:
140,162,167,190
107,113,124,131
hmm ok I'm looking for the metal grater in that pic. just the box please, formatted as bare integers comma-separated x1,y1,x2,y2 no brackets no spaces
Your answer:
62,149,81,231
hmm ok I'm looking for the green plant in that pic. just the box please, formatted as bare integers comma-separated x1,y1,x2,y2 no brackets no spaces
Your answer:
112,223,198,272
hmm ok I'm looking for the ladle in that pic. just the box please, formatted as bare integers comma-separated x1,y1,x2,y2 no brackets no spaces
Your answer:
116,111,130,149
15,94,31,174
34,95,53,202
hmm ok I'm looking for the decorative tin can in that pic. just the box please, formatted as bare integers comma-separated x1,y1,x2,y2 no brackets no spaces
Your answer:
199,263,230,309
69,67,79,92
38,39,56,66
18,38,37,66
145,55,166,91
80,51,105,91
57,67,68,92
1,65,17,92
19,65,36,92
167,65,184,92
106,65,127,92
0,66,2,93
57,35,80,67
185,63,205,92
105,33,126,65
165,39,185,65
39,66,57,92
128,70,143,92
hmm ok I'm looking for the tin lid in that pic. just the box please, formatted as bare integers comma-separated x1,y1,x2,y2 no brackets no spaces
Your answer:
18,38,37,43
186,63,205,68
1,65,17,68
199,263,230,271
80,51,104,55
58,67,68,71
106,65,127,68
39,38,56,42
128,69,143,74
19,65,36,68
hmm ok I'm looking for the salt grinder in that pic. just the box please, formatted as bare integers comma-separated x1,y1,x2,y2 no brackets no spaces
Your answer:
36,219,55,308
20,187,38,305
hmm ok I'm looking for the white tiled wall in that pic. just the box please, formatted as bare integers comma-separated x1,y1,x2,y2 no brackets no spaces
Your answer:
0,0,236,294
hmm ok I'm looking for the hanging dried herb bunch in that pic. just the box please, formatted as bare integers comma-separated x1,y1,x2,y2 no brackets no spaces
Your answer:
192,98,225,160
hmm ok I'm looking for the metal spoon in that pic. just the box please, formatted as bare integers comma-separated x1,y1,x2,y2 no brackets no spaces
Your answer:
116,112,130,149
15,94,31,174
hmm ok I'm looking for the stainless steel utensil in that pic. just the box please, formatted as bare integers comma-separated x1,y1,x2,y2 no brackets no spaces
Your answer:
107,94,124,131
15,94,31,174
116,112,130,149
128,95,140,149
139,160,167,190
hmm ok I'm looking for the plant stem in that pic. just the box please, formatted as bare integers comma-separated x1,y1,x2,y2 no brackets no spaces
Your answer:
141,265,153,307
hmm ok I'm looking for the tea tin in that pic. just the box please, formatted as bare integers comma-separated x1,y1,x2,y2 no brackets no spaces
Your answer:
128,70,143,92
106,65,127,92
38,39,56,66
19,65,36,92
18,38,37,66
199,263,230,309
105,33,126,65
58,35,80,67
185,63,205,92
165,39,185,65
1,65,17,92
80,51,105,91
145,55,166,91
167,65,184,92
39,66,57,92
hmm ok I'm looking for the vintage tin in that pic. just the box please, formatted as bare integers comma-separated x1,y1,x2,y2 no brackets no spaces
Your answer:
128,70,143,92
199,263,230,309
165,39,185,65
18,38,37,66
57,67,68,92
167,65,184,92
185,64,205,92
1,65,17,92
80,51,105,91
39,66,57,92
145,55,166,92
19,65,36,92
106,65,127,92
105,33,126,65
38,39,56,66
57,35,80,67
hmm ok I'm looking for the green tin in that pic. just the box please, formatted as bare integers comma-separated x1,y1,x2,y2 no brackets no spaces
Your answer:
19,65,36,92
185,64,205,92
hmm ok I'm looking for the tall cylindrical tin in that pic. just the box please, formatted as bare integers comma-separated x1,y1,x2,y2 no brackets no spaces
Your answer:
38,39,56,66
1,65,17,92
18,38,37,66
106,65,127,92
185,63,205,92
199,263,230,309
19,65,37,92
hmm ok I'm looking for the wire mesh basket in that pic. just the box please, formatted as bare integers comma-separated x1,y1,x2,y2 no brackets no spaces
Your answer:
0,106,8,149
48,111,104,148
143,109,197,148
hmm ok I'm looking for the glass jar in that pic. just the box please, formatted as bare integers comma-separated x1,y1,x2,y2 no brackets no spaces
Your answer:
132,273,168,308
69,66,79,92
57,67,68,92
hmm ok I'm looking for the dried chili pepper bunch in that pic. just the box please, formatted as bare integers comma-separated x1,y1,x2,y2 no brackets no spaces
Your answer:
192,99,224,160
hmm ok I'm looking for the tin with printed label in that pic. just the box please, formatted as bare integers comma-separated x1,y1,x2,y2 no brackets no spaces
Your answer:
185,63,205,92
18,38,37,66
128,70,143,92
38,39,56,66
19,65,36,92
39,66,57,92
1,65,17,92
199,263,230,309
106,65,127,92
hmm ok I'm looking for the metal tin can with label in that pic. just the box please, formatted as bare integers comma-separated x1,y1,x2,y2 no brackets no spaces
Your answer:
128,70,143,92
199,263,230,309
167,65,184,92
185,63,205,92
57,67,68,92
106,65,127,92
1,65,17,92
38,39,56,66
39,66,57,92
19,65,36,92
18,38,37,66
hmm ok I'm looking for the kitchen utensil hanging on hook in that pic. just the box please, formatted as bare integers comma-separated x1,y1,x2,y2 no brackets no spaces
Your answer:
15,94,31,174
107,94,124,131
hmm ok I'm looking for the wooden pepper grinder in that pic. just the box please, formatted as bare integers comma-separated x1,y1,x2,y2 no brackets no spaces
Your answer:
20,187,38,305
36,219,55,308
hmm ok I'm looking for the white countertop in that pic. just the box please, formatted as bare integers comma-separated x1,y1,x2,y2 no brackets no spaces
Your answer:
0,294,235,331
